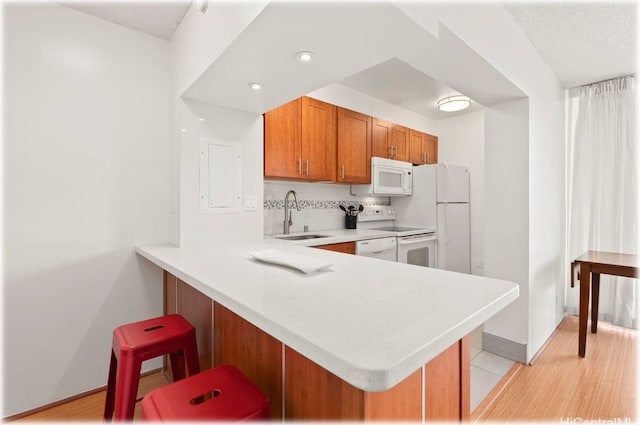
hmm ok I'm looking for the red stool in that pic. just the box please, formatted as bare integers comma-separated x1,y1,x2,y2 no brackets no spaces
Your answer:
103,314,200,421
141,365,270,421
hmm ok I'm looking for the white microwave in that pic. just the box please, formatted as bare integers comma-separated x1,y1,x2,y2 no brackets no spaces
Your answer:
351,157,413,196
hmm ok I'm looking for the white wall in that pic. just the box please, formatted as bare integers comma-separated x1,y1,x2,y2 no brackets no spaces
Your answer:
436,110,485,275
170,3,269,246
171,1,268,97
398,3,565,361
3,3,171,416
483,99,530,347
438,5,565,361
178,98,264,245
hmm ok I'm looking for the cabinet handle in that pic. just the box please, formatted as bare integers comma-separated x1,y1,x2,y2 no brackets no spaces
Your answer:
426,153,430,164
388,146,393,158
306,159,309,176
394,146,398,157
341,164,345,180
423,152,426,164
297,158,302,174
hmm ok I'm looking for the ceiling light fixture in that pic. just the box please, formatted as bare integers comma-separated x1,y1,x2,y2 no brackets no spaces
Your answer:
437,95,471,112
295,51,315,63
248,82,263,90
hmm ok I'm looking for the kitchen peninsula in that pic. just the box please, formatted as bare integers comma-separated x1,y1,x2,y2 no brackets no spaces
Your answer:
136,238,518,421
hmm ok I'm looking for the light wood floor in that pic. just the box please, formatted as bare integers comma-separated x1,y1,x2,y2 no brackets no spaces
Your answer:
473,316,638,422
8,316,637,422
10,371,169,422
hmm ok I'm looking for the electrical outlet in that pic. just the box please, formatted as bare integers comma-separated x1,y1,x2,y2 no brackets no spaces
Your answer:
243,195,258,211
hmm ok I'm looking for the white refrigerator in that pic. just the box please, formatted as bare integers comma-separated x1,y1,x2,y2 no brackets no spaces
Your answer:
392,163,471,274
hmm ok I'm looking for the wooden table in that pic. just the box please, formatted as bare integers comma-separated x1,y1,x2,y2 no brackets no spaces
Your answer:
572,251,639,357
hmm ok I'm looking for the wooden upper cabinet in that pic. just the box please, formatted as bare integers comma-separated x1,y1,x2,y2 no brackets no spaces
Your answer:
337,107,372,184
372,118,392,159
301,97,336,181
409,129,425,165
425,133,438,164
409,130,439,165
264,97,302,179
372,119,409,162
264,97,336,181
390,124,410,162
265,96,436,181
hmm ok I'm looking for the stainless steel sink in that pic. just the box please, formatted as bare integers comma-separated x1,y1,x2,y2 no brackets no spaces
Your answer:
275,234,329,241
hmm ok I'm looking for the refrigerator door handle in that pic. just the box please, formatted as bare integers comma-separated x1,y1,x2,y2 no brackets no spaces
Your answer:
442,202,448,244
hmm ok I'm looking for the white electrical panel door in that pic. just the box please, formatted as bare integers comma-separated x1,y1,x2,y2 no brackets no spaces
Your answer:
199,138,241,214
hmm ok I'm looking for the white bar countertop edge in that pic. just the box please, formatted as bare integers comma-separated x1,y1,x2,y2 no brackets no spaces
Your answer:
135,239,519,392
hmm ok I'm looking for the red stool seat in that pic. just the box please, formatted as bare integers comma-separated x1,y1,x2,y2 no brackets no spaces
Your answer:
103,314,200,421
141,365,270,421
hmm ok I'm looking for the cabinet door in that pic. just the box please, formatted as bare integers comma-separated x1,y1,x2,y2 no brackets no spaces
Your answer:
301,97,336,181
337,107,372,184
409,129,425,165
264,98,302,178
425,134,438,164
372,118,392,159
390,124,410,162
314,242,356,254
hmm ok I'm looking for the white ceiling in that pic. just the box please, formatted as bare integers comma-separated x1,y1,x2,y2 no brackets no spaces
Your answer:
58,1,190,41
503,1,637,88
60,1,636,119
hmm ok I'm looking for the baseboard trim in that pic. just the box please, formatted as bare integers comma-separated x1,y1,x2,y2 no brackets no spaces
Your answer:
3,368,164,421
529,313,569,365
482,331,527,364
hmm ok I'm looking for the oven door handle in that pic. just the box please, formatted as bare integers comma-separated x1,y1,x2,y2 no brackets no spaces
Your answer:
398,236,436,245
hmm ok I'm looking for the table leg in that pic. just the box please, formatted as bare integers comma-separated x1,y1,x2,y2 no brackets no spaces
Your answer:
591,273,600,334
578,263,590,357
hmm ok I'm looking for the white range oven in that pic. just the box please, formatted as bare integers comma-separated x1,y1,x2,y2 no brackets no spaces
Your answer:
357,206,436,268
371,226,436,267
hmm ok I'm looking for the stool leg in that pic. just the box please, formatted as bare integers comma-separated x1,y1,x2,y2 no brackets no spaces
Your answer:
169,350,187,381
113,356,142,421
184,335,201,377
103,351,118,422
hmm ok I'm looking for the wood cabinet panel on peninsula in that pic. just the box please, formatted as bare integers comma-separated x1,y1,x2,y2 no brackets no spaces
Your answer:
264,96,336,181
162,269,470,422
337,107,372,184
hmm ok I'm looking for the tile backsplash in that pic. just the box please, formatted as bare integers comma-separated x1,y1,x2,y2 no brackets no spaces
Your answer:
264,181,389,235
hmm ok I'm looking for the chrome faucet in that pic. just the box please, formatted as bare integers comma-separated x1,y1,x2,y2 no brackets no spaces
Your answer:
283,190,301,234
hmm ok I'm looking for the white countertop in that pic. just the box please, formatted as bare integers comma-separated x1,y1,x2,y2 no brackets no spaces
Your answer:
136,238,518,392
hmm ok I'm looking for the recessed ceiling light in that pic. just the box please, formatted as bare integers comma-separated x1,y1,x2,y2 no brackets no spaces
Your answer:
248,82,263,90
437,95,471,112
296,51,315,63
195,0,208,14
198,118,205,122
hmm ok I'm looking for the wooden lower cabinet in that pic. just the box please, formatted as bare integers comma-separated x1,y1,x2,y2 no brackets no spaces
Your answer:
163,271,469,422
425,337,470,421
285,347,423,420
163,272,213,378
214,303,283,419
314,241,356,254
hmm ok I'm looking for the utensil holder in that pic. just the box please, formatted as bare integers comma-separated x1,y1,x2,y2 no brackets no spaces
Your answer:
345,215,357,229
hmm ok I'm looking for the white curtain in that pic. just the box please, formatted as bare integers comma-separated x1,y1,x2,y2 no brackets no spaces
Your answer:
566,76,638,329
